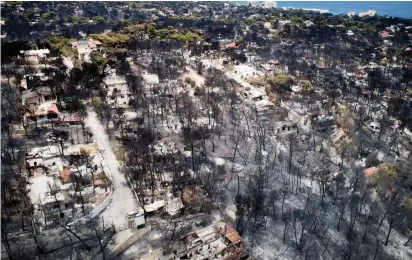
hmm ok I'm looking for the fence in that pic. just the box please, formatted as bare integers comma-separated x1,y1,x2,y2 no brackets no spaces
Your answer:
68,184,114,226
113,225,152,256
124,172,141,206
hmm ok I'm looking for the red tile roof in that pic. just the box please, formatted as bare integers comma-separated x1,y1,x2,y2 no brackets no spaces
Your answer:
48,104,59,114
60,168,71,183
226,42,237,49
363,167,377,176
224,225,243,244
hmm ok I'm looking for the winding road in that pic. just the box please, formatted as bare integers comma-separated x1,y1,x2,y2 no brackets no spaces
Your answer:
85,109,138,229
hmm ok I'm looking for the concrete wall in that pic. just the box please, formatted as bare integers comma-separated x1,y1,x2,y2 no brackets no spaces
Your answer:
69,184,114,225
113,225,152,256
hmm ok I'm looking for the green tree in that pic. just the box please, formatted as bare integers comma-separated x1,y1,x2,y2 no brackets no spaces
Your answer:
92,16,106,24
42,11,57,22
373,163,399,196
78,16,89,24
267,74,295,93
299,80,313,91
67,16,77,24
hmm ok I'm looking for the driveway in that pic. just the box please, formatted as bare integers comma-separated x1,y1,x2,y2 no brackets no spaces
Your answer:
85,110,138,229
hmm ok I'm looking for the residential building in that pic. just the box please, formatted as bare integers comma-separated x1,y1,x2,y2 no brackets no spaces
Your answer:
346,30,355,36
71,39,102,60
39,191,68,219
263,22,272,29
273,121,299,135
359,10,377,17
25,145,64,177
142,74,160,95
263,1,277,8
280,100,312,130
234,64,263,78
22,87,56,106
102,75,132,108
20,49,50,64
165,197,184,216
20,72,49,91
304,20,314,27
248,1,260,7
25,102,60,125
171,222,248,259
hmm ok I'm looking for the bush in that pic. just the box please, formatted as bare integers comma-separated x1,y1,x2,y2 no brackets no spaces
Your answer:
299,80,312,91
111,140,126,163
247,76,266,86
266,74,295,93
92,97,101,105
194,85,205,96
334,105,355,134
372,163,399,196
265,85,279,105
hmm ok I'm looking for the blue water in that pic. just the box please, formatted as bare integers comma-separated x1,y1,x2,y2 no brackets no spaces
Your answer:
236,1,412,19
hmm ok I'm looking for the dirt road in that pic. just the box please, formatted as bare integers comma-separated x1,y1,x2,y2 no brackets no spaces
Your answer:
85,110,138,229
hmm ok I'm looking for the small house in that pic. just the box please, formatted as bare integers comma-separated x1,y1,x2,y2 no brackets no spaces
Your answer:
21,49,50,64
72,39,102,60
102,75,131,108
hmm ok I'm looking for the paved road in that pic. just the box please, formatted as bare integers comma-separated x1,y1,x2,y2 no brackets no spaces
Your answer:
85,110,138,229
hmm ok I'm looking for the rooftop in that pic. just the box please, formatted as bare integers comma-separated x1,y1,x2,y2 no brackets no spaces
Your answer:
22,49,50,56
103,76,127,86
226,42,238,48
22,87,53,102
40,191,65,205
72,39,102,48
219,223,243,244
27,145,60,158
30,102,59,116
144,199,165,212
142,74,160,85
363,167,378,176
166,197,184,216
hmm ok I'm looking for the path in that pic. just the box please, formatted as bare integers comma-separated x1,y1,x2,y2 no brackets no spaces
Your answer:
85,110,138,229
62,56,74,75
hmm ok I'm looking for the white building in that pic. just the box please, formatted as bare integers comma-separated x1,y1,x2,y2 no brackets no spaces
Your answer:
359,10,376,17
20,72,49,90
346,30,355,36
348,11,356,17
142,74,160,85
304,20,314,27
368,121,381,133
234,65,263,78
279,20,292,27
103,75,131,108
263,22,273,29
248,1,260,7
26,145,64,177
71,39,102,61
263,1,277,8
20,49,50,64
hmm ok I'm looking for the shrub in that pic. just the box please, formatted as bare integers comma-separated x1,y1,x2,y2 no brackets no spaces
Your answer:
299,80,312,91
266,74,295,93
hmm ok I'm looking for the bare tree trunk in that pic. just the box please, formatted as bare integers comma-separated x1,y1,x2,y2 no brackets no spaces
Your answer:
60,224,91,251
405,235,412,246
1,228,13,260
373,239,380,260
385,218,395,246
95,229,106,260
283,218,288,243
377,190,398,231
337,202,345,231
